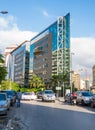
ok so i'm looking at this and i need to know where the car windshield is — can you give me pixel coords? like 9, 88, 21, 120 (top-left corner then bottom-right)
24, 93, 30, 95
38, 91, 42, 94
82, 92, 93, 96
5, 91, 13, 96
0, 94, 6, 100
3, 91, 15, 98
45, 91, 54, 94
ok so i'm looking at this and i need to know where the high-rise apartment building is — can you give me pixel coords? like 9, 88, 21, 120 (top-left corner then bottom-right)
10, 41, 30, 87
7, 13, 70, 88
29, 13, 70, 84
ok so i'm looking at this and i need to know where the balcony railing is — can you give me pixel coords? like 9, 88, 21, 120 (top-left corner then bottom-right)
34, 46, 44, 55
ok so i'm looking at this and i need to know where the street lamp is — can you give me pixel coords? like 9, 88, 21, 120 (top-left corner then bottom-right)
0, 11, 8, 14
62, 82, 64, 97
70, 52, 75, 93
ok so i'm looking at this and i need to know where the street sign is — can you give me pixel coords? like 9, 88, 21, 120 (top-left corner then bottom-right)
56, 87, 61, 90
66, 89, 70, 94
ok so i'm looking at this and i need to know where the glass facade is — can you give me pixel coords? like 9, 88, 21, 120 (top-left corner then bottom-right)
29, 13, 70, 83
11, 41, 30, 87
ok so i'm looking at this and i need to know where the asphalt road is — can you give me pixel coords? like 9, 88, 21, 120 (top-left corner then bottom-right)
8, 99, 95, 130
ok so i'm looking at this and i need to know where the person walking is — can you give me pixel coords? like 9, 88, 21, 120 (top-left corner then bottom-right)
17, 89, 22, 107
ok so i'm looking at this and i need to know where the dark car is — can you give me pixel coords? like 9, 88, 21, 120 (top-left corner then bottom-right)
90, 95, 95, 108
1, 90, 17, 106
37, 91, 43, 99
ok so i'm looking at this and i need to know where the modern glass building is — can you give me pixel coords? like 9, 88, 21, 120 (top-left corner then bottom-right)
29, 13, 70, 84
11, 41, 30, 87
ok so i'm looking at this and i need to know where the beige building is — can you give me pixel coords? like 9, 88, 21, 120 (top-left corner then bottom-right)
92, 65, 95, 86
72, 72, 80, 90
80, 79, 86, 90
91, 65, 95, 94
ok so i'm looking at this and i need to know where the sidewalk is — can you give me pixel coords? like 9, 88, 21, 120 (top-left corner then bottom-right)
56, 97, 64, 102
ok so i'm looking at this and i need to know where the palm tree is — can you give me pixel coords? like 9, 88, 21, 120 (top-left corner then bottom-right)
29, 74, 45, 89
0, 54, 4, 63
0, 54, 7, 83
51, 71, 70, 91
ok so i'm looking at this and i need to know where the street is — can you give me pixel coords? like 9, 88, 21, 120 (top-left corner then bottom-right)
7, 99, 95, 130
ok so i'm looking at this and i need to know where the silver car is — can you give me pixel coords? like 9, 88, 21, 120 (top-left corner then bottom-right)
42, 90, 55, 102
0, 93, 10, 115
76, 91, 93, 105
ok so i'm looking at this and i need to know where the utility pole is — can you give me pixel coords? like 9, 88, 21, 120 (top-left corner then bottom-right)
70, 52, 74, 93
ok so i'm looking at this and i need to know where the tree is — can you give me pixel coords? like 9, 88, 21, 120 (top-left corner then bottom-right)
0, 54, 4, 63
0, 54, 7, 83
29, 74, 45, 91
51, 71, 70, 95
51, 71, 70, 87
1, 80, 19, 91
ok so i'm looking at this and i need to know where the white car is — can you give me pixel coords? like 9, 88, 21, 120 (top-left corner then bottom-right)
21, 92, 37, 100
42, 90, 56, 102
0, 93, 10, 115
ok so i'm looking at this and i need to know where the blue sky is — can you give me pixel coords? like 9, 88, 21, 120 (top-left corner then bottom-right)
0, 0, 95, 37
0, 0, 95, 82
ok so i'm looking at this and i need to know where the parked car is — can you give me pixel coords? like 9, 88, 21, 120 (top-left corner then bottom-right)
1, 90, 17, 106
90, 95, 95, 108
76, 91, 93, 105
36, 91, 43, 99
0, 93, 10, 115
21, 92, 37, 100
42, 90, 55, 102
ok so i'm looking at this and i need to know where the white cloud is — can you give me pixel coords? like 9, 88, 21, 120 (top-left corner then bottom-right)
71, 37, 95, 81
42, 10, 49, 17
0, 15, 38, 53
0, 29, 37, 46
0, 17, 8, 29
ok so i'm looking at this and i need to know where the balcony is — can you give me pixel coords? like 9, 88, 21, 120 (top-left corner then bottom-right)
34, 46, 44, 55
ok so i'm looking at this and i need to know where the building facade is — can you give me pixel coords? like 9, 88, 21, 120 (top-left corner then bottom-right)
29, 13, 70, 84
72, 72, 80, 90
11, 41, 30, 87
5, 44, 18, 79
92, 65, 95, 86
90, 65, 95, 93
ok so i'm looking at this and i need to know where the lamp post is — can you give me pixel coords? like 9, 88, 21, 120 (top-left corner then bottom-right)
62, 82, 64, 97
70, 52, 74, 93
9, 79, 12, 90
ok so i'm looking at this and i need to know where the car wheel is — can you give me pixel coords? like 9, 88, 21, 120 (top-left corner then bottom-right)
42, 98, 44, 102
4, 111, 7, 116
91, 102, 95, 108
8, 107, 10, 111
64, 100, 66, 102
81, 100, 85, 106
76, 101, 78, 105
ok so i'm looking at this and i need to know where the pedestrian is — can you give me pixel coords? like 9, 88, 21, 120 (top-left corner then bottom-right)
17, 89, 22, 107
